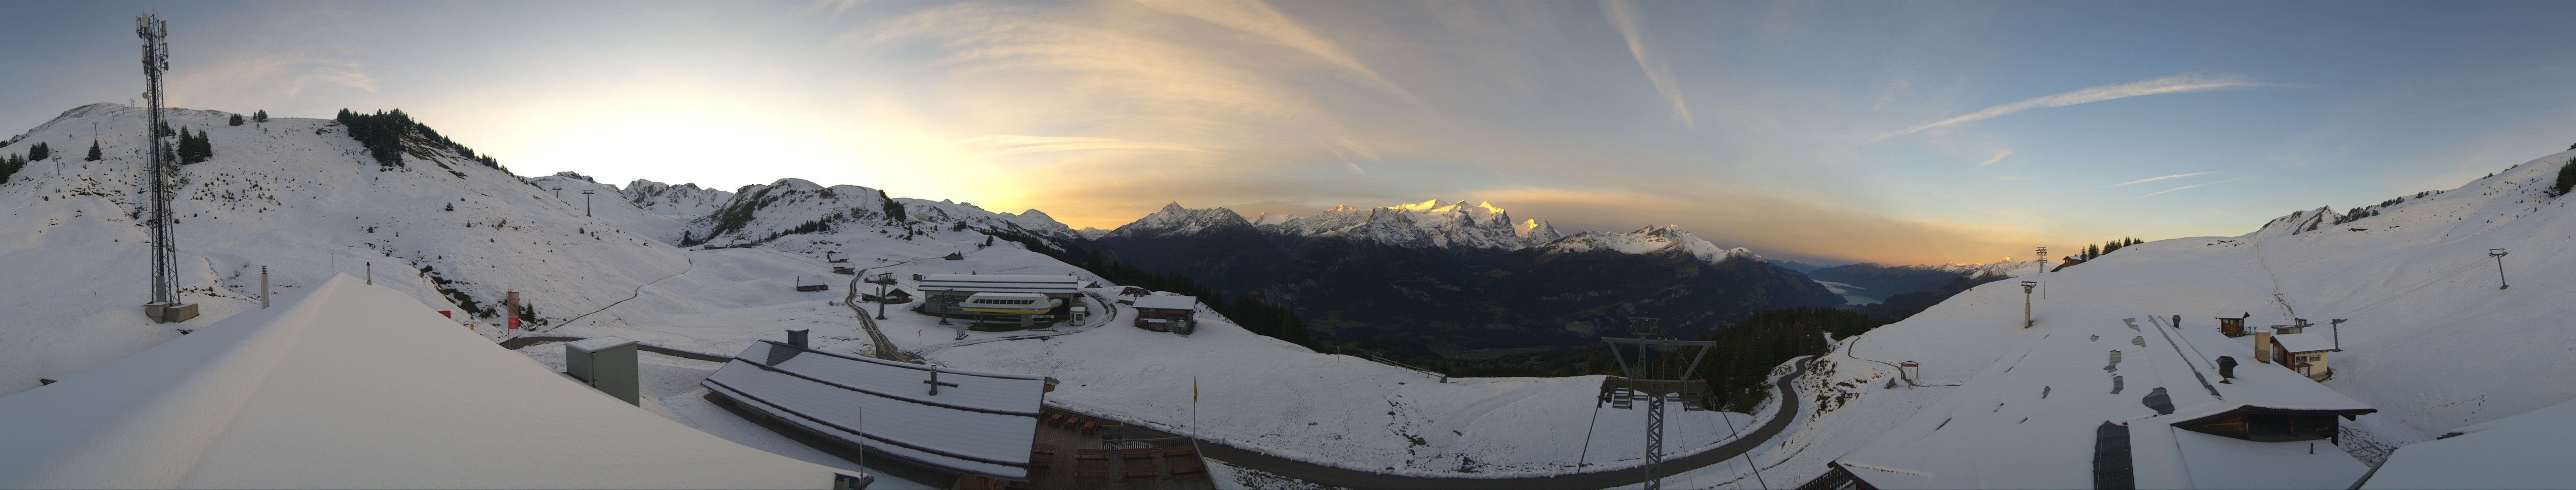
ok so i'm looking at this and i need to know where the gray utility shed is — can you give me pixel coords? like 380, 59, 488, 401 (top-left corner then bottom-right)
566, 336, 639, 405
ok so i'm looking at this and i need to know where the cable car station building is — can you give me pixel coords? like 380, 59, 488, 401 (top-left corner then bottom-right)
915, 275, 1083, 326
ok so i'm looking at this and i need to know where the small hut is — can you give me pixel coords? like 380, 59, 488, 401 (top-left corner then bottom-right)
1132, 295, 1200, 334
794, 276, 829, 292
2270, 332, 2339, 380
2215, 312, 2251, 337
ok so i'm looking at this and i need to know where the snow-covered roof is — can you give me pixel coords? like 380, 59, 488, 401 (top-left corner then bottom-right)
1831, 315, 2373, 489
566, 335, 638, 353
917, 274, 1081, 296
2361, 397, 2576, 489
2271, 332, 2338, 354
0, 275, 855, 489
1132, 295, 1199, 311
2128, 423, 2368, 489
704, 341, 1050, 480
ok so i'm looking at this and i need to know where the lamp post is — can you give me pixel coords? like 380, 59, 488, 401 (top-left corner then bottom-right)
2020, 281, 2038, 329
581, 189, 594, 217
551, 186, 562, 199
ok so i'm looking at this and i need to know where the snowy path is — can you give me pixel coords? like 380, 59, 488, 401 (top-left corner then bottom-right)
1182, 358, 1814, 489
838, 255, 949, 362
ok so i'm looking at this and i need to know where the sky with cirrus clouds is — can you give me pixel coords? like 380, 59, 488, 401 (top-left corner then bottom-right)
3, 1, 2575, 265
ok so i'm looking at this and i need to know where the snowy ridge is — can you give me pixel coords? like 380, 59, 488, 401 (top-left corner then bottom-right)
1538, 224, 1756, 265
684, 178, 1080, 247
620, 178, 735, 219
1247, 199, 1560, 250
1105, 202, 1256, 238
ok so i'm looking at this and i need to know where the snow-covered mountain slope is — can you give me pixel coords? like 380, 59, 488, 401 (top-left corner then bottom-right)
525, 171, 692, 245
1109, 202, 1259, 239
1538, 224, 1758, 265
619, 178, 734, 219
1248, 199, 1559, 250
0, 103, 689, 393
684, 177, 1082, 249
1699, 148, 2576, 486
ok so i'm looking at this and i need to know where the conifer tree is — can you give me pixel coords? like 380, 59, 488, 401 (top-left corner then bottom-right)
2551, 158, 2576, 198
0, 154, 23, 184
252, 110, 268, 122
26, 142, 47, 161
880, 190, 907, 225
84, 140, 101, 161
228, 113, 245, 126
176, 127, 213, 164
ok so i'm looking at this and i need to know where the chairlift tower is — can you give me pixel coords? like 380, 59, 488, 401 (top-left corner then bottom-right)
2020, 281, 2038, 328
1598, 315, 1716, 490
2488, 248, 2510, 290
136, 13, 195, 323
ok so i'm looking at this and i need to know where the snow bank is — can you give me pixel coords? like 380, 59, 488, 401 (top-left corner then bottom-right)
0, 275, 856, 489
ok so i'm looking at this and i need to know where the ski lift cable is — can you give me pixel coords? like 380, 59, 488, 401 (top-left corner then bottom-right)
2327, 257, 2491, 320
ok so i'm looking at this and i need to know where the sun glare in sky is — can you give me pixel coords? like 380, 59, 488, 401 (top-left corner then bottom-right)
4, 0, 2575, 264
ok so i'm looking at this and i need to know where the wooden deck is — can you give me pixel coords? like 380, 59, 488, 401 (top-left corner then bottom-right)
1020, 408, 1215, 490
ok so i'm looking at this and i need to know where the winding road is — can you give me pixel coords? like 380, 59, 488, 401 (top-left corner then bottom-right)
1181, 357, 1815, 490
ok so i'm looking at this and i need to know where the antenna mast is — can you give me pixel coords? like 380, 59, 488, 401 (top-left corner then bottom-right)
137, 13, 194, 323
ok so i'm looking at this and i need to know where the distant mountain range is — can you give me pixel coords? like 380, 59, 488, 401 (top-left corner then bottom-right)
1090, 201, 1847, 360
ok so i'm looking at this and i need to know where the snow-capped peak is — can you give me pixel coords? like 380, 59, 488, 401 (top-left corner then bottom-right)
1104, 202, 1254, 239
1540, 225, 1755, 265
1517, 218, 1562, 244
1239, 199, 1547, 250
1000, 209, 1076, 236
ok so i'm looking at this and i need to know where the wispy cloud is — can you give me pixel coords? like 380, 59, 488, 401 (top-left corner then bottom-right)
2107, 171, 2217, 188
1599, 0, 1694, 130
170, 53, 378, 104
1134, 1, 1418, 104
1879, 74, 2261, 141
955, 135, 1214, 156
2141, 176, 2251, 197
1978, 149, 2013, 167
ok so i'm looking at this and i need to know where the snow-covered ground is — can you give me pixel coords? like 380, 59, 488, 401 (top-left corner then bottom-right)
0, 275, 857, 488
1729, 149, 2576, 486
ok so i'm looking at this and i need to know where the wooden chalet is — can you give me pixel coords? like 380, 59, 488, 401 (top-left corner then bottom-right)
1130, 295, 1199, 334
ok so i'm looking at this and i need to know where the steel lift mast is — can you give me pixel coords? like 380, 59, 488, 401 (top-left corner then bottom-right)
1597, 316, 1720, 490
